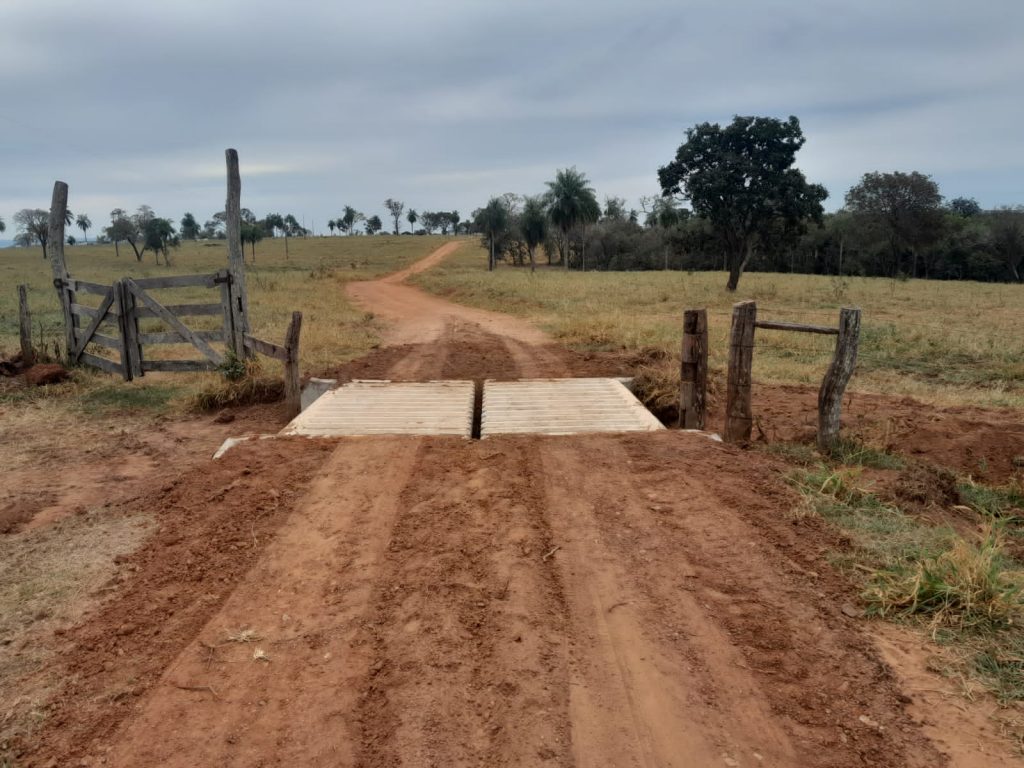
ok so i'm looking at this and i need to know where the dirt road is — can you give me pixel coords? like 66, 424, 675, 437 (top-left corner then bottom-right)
24, 242, 997, 766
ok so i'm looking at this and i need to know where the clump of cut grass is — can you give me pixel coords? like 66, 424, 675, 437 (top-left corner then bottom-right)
188, 377, 284, 411
188, 360, 283, 411
864, 531, 1024, 632
631, 361, 680, 426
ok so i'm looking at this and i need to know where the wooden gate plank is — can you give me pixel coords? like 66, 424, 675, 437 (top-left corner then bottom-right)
71, 288, 116, 363
125, 279, 224, 365
81, 352, 122, 375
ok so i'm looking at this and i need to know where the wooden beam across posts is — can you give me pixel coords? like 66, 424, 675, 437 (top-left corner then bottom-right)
817, 307, 861, 452
283, 311, 303, 418
754, 320, 839, 336
46, 181, 75, 360
225, 149, 250, 357
18, 285, 34, 366
724, 300, 757, 444
679, 308, 708, 429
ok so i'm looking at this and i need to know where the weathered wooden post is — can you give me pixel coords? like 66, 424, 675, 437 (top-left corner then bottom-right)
46, 181, 75, 361
283, 311, 303, 418
18, 285, 34, 366
817, 307, 861, 452
679, 308, 708, 429
225, 149, 251, 358
724, 300, 757, 444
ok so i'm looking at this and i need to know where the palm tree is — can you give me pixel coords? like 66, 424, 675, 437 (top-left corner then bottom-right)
328, 219, 336, 236
0, 216, 5, 236
520, 197, 548, 273
544, 167, 600, 270
407, 208, 418, 233
474, 198, 509, 271
76, 213, 92, 244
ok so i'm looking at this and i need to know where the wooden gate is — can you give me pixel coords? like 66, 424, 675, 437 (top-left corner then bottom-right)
62, 269, 235, 381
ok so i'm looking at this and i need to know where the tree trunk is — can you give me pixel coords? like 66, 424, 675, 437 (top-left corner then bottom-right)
725, 242, 751, 291
489, 236, 494, 271
528, 245, 536, 273
129, 240, 142, 261
284, 234, 289, 259
114, 240, 120, 258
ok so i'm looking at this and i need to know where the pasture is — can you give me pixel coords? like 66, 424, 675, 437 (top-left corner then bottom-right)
415, 243, 1024, 409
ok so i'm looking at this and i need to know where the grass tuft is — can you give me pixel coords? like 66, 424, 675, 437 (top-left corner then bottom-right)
187, 362, 284, 411
864, 531, 1024, 632
827, 438, 904, 469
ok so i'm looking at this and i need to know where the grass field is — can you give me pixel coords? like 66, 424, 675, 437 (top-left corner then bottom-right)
414, 243, 1024, 409
0, 235, 454, 409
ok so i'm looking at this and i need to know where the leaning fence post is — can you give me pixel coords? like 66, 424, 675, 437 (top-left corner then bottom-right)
817, 307, 861, 452
679, 308, 708, 429
46, 181, 75, 361
283, 311, 303, 418
225, 149, 251, 358
724, 300, 757, 444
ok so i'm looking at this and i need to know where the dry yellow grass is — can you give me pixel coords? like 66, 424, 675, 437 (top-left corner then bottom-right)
414, 243, 1024, 409
0, 235, 454, 409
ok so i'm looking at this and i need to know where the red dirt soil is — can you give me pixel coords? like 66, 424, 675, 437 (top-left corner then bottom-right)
8, 242, 1023, 767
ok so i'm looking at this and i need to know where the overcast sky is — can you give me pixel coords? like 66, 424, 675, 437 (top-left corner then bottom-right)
1, 0, 1021, 235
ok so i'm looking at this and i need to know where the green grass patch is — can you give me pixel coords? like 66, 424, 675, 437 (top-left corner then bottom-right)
973, 633, 1024, 703
790, 463, 1024, 706
827, 438, 905, 469
789, 467, 950, 564
762, 441, 819, 466
78, 383, 179, 415
959, 480, 1024, 519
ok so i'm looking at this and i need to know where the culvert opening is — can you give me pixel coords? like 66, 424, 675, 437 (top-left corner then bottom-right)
471, 379, 484, 439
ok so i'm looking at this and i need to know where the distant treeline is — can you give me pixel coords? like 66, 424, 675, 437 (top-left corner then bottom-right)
471, 116, 1023, 286
476, 188, 1023, 284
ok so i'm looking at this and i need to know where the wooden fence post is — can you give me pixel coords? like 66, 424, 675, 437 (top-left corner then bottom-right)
724, 300, 757, 443
679, 308, 708, 429
283, 311, 303, 418
18, 285, 34, 366
817, 307, 861, 452
46, 181, 75, 361
225, 149, 251, 358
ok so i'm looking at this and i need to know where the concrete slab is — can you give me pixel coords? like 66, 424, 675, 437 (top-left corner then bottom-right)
482, 378, 665, 437
280, 379, 475, 437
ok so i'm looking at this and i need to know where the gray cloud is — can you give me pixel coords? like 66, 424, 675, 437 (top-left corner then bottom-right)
1, 0, 1021, 234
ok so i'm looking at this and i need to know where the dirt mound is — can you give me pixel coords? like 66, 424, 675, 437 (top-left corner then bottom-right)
893, 462, 962, 508
721, 383, 1024, 482
22, 363, 71, 387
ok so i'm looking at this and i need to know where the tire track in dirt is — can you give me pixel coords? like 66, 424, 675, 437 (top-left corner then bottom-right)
351, 438, 574, 767
94, 437, 422, 767
24, 438, 337, 766
537, 431, 945, 768
538, 436, 796, 767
